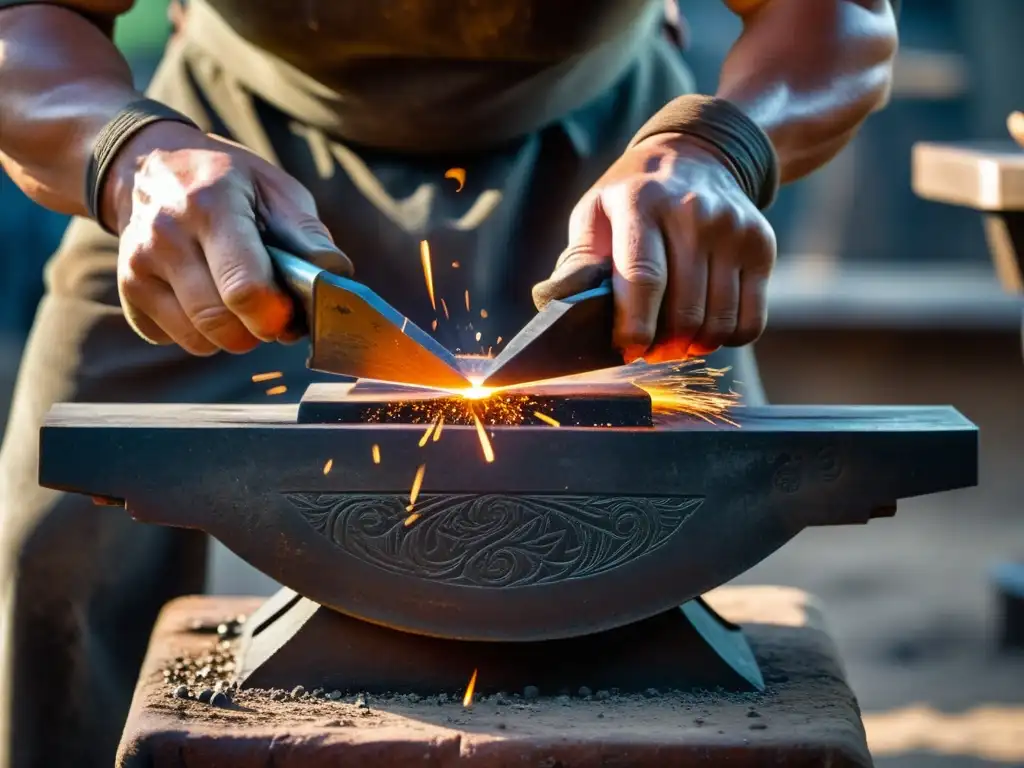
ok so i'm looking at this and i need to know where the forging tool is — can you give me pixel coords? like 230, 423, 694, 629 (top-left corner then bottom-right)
267, 246, 623, 390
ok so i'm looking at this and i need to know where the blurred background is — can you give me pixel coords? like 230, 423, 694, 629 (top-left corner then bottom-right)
1, 1, 1021, 765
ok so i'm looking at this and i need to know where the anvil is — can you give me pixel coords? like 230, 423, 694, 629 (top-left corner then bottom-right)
39, 377, 977, 693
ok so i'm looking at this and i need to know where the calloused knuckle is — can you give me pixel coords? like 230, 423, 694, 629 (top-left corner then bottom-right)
148, 210, 180, 243
680, 191, 710, 220
182, 182, 223, 221
622, 263, 667, 290
631, 178, 667, 208
118, 270, 148, 301
706, 311, 739, 332
620, 324, 655, 350
220, 275, 267, 314
672, 306, 705, 330
190, 304, 236, 336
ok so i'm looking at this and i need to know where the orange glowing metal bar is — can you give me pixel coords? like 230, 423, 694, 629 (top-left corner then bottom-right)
440, 298, 450, 320
409, 463, 427, 506
533, 411, 560, 427
444, 167, 466, 192
464, 289, 470, 312
463, 669, 478, 708
371, 444, 381, 464
419, 240, 436, 311
418, 420, 438, 447
471, 411, 495, 463
251, 371, 282, 383
433, 415, 445, 441
322, 459, 333, 475
265, 385, 287, 396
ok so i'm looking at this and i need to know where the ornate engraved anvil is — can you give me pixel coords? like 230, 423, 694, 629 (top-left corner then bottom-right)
38, 378, 978, 693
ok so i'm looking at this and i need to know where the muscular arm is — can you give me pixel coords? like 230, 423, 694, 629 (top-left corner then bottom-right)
718, 0, 898, 182
0, 1, 140, 215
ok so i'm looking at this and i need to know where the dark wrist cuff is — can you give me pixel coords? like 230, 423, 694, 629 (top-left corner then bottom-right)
85, 97, 200, 231
628, 95, 780, 210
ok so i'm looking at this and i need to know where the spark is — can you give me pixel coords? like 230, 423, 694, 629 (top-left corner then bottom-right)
432, 319, 438, 331
265, 385, 287, 396
533, 411, 560, 427
440, 298, 450, 320
463, 669, 478, 708
419, 240, 436, 311
496, 336, 503, 345
475, 331, 482, 342
322, 459, 333, 474
471, 410, 495, 463
452, 261, 460, 269
418, 419, 438, 447
480, 309, 488, 319
404, 512, 421, 526
409, 463, 426, 506
433, 415, 444, 441
444, 167, 466, 192
464, 290, 470, 312
623, 360, 742, 425
371, 444, 381, 464
251, 371, 282, 383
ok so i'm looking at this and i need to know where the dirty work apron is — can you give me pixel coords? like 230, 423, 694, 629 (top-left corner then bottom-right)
0, 12, 763, 768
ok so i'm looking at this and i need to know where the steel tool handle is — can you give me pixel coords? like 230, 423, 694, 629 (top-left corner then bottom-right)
263, 227, 351, 336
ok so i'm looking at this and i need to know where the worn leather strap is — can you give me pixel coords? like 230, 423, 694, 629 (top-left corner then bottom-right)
85, 98, 200, 231
627, 94, 779, 210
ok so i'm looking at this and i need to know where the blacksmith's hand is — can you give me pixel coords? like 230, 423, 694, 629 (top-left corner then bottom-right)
532, 134, 776, 364
103, 121, 352, 356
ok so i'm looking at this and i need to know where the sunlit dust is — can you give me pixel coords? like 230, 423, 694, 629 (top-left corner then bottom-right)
265, 385, 287, 396
444, 167, 466, 192
471, 410, 495, 463
419, 240, 436, 311
322, 459, 333, 475
251, 371, 282, 383
463, 669, 478, 708
371, 444, 381, 464
533, 411, 560, 427
409, 463, 426, 506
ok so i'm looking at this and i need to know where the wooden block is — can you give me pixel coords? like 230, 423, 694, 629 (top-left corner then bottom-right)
296, 380, 653, 427
116, 588, 872, 768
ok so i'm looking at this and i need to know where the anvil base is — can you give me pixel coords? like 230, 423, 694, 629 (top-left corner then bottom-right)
116, 588, 872, 768
234, 587, 763, 694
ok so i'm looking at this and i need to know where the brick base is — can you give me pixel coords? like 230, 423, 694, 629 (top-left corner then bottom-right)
116, 586, 872, 767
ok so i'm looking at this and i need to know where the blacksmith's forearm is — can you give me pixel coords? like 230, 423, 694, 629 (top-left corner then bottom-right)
717, 0, 898, 182
0, 3, 140, 214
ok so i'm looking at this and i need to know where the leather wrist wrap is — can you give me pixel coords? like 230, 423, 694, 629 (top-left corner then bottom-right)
628, 95, 780, 210
85, 98, 200, 230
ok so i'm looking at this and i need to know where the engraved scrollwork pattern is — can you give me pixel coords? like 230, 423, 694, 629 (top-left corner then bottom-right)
285, 493, 703, 587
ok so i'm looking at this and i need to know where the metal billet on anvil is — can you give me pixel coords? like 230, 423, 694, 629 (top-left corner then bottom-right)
39, 383, 978, 643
